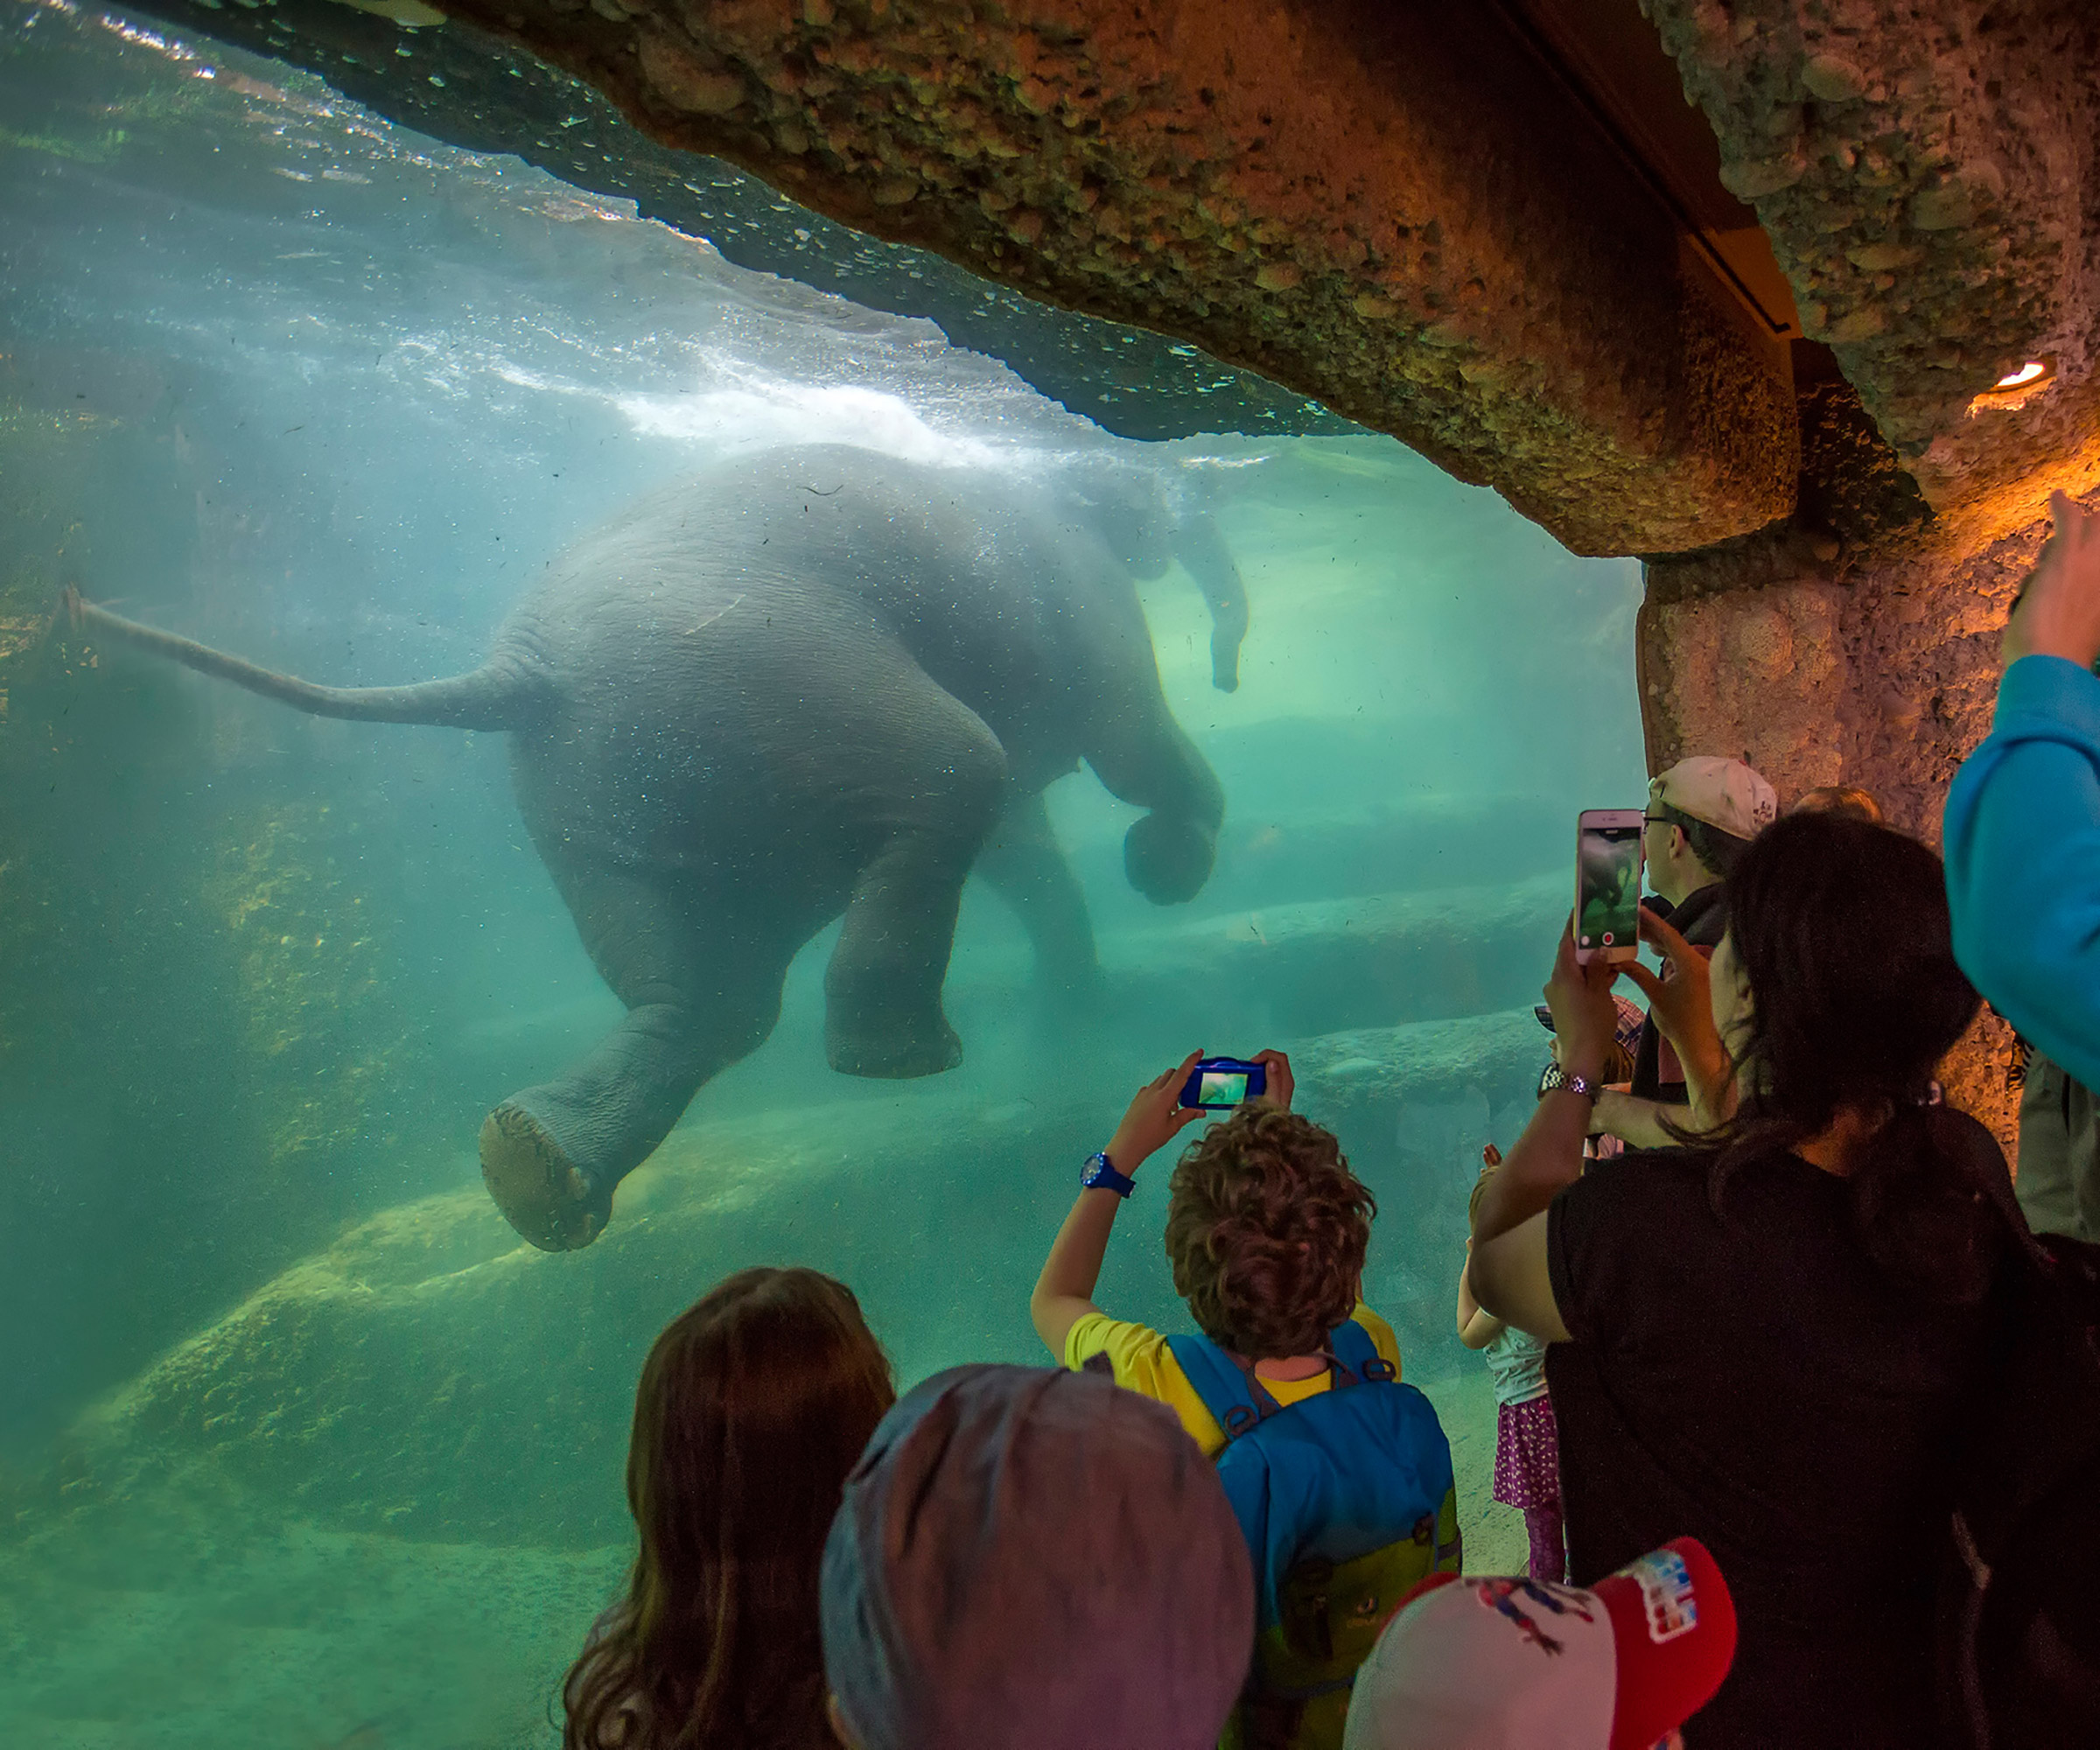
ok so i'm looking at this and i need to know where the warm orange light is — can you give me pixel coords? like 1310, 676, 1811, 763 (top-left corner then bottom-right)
1992, 360, 2051, 391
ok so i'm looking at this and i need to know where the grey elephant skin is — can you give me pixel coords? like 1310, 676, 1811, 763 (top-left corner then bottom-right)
68, 445, 1234, 1251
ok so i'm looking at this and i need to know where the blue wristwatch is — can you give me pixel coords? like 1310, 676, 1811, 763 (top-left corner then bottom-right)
1081, 1152, 1137, 1198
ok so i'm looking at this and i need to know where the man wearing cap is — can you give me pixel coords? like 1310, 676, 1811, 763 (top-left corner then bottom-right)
1592, 757, 1776, 1151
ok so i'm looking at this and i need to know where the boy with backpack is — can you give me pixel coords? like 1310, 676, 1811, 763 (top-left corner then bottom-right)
1031, 1048, 1460, 1750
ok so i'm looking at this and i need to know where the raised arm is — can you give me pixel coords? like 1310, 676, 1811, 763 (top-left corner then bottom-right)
1944, 491, 2100, 1089
1468, 925, 1610, 1343
1031, 1052, 1205, 1360
1620, 906, 1737, 1135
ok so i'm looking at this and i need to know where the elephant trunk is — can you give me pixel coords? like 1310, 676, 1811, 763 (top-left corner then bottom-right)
63, 586, 543, 732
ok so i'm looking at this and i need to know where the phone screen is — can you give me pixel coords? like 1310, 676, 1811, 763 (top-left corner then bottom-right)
1577, 824, 1643, 956
1198, 1069, 1250, 1106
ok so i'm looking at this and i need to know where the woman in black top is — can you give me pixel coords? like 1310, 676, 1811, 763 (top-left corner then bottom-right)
1469, 812, 2008, 1748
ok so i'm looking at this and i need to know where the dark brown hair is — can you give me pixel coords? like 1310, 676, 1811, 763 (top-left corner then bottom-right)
562, 1267, 894, 1750
1164, 1107, 1376, 1359
1688, 812, 2006, 1304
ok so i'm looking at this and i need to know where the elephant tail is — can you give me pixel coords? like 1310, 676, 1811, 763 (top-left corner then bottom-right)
62, 586, 545, 732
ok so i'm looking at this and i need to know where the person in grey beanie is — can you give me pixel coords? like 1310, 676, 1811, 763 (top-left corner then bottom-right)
820, 1362, 1255, 1750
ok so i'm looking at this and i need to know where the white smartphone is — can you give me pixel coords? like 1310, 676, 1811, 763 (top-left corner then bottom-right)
1575, 809, 1646, 966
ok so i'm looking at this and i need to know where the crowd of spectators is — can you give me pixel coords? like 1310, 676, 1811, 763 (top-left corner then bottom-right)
551, 495, 2100, 1748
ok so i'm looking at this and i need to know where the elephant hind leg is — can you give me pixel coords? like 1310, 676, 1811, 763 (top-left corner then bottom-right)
822, 676, 1009, 1080
481, 872, 789, 1250
480, 1102, 601, 1253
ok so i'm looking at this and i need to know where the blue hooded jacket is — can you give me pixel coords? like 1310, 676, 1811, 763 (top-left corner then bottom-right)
1943, 653, 2100, 1091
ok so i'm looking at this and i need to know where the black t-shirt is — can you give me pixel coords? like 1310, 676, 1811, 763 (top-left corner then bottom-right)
1545, 1144, 1999, 1749
1629, 882, 1727, 1105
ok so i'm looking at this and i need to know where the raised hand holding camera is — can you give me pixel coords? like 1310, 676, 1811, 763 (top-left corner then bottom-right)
1103, 1050, 1209, 1176
1102, 1046, 1295, 1179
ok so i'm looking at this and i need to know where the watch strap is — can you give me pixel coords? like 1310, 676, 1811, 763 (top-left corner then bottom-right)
1082, 1152, 1137, 1198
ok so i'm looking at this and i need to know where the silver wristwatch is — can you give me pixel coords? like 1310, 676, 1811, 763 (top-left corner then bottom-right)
1559, 1072, 1602, 1103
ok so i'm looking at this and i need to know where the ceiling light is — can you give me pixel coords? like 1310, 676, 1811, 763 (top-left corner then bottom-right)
1990, 360, 2052, 391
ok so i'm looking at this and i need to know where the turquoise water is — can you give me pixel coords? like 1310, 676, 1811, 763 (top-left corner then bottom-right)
0, 3, 1646, 1742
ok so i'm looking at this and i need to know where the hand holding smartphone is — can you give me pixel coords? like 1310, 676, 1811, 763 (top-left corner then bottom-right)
1575, 808, 1644, 966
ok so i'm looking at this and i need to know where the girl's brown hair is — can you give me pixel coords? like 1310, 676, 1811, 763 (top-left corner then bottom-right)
563, 1267, 894, 1750
1164, 1107, 1376, 1360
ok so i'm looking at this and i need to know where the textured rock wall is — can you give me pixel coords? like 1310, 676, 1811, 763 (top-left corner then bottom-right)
397, 0, 1796, 555
1639, 461, 2100, 1147
1626, 1, 2100, 1152
1645, 0, 2100, 518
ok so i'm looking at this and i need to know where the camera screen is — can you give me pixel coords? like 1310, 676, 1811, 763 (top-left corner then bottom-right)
1577, 825, 1643, 952
1198, 1069, 1250, 1106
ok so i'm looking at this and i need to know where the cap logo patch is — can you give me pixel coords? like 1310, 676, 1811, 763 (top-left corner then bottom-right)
1625, 1549, 1698, 1643
1470, 1578, 1597, 1657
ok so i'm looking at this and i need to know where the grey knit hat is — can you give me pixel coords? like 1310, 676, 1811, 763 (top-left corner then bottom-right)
821, 1362, 1254, 1750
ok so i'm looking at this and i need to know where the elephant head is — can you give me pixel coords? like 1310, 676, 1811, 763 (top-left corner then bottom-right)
1068, 460, 1249, 694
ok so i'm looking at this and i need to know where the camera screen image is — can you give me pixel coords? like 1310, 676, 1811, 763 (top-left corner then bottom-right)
1577, 826, 1642, 951
1198, 1070, 1250, 1106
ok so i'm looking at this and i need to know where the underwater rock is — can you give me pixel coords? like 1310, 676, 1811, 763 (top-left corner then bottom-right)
41, 1008, 1549, 1545
1106, 873, 1565, 1042
1292, 1008, 1546, 1119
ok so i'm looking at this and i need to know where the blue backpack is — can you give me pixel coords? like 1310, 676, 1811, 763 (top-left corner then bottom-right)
1168, 1321, 1460, 1750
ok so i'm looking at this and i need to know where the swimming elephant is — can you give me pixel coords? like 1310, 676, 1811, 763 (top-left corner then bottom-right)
67, 445, 1237, 1251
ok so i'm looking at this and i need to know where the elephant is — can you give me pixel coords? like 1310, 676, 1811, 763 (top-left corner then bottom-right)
67, 444, 1241, 1251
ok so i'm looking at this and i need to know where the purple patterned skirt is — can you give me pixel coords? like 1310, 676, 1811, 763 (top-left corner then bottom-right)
1492, 1394, 1563, 1510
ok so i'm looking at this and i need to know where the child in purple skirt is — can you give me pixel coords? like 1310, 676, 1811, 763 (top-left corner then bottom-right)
1456, 999, 1642, 1583
1458, 1146, 1564, 1583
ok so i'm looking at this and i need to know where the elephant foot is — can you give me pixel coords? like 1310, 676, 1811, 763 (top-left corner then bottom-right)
827, 1015, 964, 1080
479, 1102, 610, 1252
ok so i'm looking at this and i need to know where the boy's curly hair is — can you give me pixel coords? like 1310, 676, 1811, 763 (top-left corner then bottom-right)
1164, 1106, 1376, 1360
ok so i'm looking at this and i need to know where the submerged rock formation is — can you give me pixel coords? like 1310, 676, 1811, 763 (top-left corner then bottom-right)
39, 1006, 1546, 1545
1113, 875, 1565, 1041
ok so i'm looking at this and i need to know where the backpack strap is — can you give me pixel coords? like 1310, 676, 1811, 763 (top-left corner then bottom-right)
1166, 1333, 1284, 1445
1326, 1318, 1397, 1387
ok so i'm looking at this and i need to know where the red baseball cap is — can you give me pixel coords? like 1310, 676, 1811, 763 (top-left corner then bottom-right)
1341, 1538, 1737, 1750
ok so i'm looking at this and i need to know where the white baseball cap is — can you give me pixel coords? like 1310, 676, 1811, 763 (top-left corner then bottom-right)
1342, 1538, 1738, 1750
1649, 757, 1777, 843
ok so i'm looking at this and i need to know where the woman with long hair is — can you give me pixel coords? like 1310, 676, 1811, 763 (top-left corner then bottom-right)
1467, 811, 2011, 1747
563, 1267, 895, 1750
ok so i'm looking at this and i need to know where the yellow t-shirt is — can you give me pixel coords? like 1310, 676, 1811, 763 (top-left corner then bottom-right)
1063, 1303, 1405, 1459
